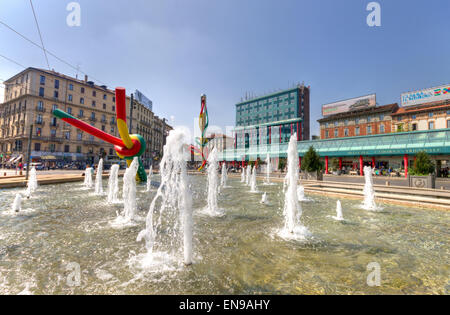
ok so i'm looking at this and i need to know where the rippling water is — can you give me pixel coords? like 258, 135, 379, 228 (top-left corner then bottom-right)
0, 175, 448, 294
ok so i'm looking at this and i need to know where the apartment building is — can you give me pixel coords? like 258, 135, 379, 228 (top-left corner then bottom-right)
0, 67, 170, 167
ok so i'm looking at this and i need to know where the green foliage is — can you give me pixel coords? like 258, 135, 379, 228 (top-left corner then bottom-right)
278, 158, 286, 171
301, 146, 322, 172
411, 151, 435, 176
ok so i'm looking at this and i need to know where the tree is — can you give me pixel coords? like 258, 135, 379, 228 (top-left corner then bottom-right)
278, 158, 286, 171
411, 151, 435, 176
301, 146, 322, 172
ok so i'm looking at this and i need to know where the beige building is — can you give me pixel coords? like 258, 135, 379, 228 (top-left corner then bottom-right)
0, 67, 171, 168
391, 100, 450, 132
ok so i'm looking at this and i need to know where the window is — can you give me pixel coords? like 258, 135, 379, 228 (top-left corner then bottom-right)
91, 112, 96, 120
36, 114, 43, 124
412, 123, 417, 131
49, 144, 56, 152
428, 112, 434, 118
36, 127, 42, 136
51, 129, 56, 137
80, 97, 84, 104
397, 116, 402, 121
77, 132, 83, 141
37, 101, 44, 110
367, 116, 371, 123
81, 87, 85, 93
112, 105, 115, 112
76, 146, 82, 153
93, 91, 96, 97
103, 94, 107, 100
380, 124, 385, 133
40, 75, 45, 85
54, 80, 59, 89
34, 143, 41, 151
101, 125, 105, 131
54, 91, 59, 98
64, 131, 70, 140
68, 94, 73, 102
69, 83, 74, 91
325, 130, 329, 138
344, 120, 349, 126
379, 114, 384, 121
355, 127, 360, 135
79, 109, 84, 117
92, 101, 96, 107
64, 145, 70, 153
334, 121, 338, 127
103, 103, 106, 110
334, 129, 338, 137
52, 104, 58, 111
67, 107, 72, 115
428, 121, 434, 130
355, 118, 359, 125
447, 120, 450, 128
325, 123, 329, 128
344, 128, 349, 136
39, 87, 45, 97
367, 125, 372, 134
112, 97, 115, 102
411, 115, 416, 120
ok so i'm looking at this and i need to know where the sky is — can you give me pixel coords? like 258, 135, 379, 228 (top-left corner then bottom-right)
0, 0, 449, 139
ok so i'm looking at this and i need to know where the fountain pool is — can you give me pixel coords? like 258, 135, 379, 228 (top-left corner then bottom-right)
0, 176, 448, 294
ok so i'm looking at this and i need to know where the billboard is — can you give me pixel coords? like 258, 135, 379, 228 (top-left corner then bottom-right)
322, 94, 376, 117
401, 84, 450, 107
134, 89, 153, 111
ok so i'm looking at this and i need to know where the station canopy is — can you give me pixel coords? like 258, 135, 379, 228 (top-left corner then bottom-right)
220, 129, 450, 161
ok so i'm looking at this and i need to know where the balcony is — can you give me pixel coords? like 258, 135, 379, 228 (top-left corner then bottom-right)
89, 117, 97, 122
50, 123, 59, 128
77, 114, 84, 119
36, 106, 46, 113
35, 121, 45, 126
83, 140, 100, 146
110, 120, 116, 125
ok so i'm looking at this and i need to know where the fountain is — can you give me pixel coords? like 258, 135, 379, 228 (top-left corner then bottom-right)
245, 165, 251, 186
220, 163, 228, 188
107, 164, 120, 203
204, 148, 222, 216
240, 167, 245, 183
332, 200, 344, 221
121, 157, 139, 222
250, 165, 258, 193
95, 159, 104, 195
260, 192, 268, 204
362, 166, 377, 211
84, 167, 93, 189
137, 128, 193, 266
145, 166, 153, 192
12, 194, 22, 213
264, 153, 271, 185
279, 133, 310, 240
25, 166, 38, 197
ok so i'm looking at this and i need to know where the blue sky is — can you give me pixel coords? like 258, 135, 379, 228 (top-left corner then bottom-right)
0, 0, 449, 138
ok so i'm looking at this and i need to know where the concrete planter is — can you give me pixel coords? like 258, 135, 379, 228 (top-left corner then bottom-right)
409, 175, 435, 189
300, 171, 323, 181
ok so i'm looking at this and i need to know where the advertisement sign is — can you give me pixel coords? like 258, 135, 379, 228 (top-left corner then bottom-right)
401, 84, 450, 107
322, 94, 376, 117
134, 89, 153, 111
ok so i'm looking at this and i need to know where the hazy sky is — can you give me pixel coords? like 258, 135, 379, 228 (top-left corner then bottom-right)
0, 0, 449, 138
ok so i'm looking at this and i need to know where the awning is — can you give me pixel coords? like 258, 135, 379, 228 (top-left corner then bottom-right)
41, 155, 58, 160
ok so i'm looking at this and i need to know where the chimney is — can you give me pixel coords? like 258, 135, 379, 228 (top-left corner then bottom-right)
84, 75, 88, 82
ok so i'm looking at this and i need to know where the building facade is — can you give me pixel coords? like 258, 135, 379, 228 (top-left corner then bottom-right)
234, 84, 310, 152
318, 103, 398, 139
391, 100, 450, 133
0, 67, 171, 167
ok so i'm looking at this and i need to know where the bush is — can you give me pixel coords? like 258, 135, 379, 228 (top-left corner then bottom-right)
301, 146, 322, 173
411, 151, 435, 176
278, 158, 286, 171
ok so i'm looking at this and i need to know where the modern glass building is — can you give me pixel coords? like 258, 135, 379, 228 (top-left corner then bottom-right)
234, 85, 310, 152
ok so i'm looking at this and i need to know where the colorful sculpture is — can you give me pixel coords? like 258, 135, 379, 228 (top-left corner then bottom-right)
53, 87, 147, 182
195, 94, 209, 171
